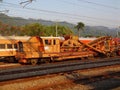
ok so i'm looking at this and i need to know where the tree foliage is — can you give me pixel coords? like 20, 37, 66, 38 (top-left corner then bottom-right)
0, 21, 73, 36
75, 22, 85, 37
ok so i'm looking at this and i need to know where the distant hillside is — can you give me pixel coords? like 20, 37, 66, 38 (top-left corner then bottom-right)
0, 14, 119, 37
83, 26, 118, 37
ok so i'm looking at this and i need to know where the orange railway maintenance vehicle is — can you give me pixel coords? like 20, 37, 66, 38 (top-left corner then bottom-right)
16, 36, 94, 65
0, 36, 119, 65
113, 38, 120, 55
81, 36, 119, 57
15, 36, 120, 65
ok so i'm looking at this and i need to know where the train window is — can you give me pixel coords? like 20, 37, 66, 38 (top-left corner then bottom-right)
53, 39, 56, 45
14, 44, 17, 49
45, 39, 51, 45
0, 44, 5, 49
7, 44, 12, 49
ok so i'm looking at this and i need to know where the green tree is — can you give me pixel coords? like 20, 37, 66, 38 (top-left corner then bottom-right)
22, 23, 45, 36
75, 22, 85, 37
0, 21, 73, 36
46, 25, 73, 36
57, 25, 73, 36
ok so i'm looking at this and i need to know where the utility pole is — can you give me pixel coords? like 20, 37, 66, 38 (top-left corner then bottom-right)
55, 21, 58, 37
118, 26, 120, 37
116, 26, 120, 37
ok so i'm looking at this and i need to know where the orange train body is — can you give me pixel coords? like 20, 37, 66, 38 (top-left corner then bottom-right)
0, 36, 119, 64
0, 36, 30, 61
113, 38, 120, 55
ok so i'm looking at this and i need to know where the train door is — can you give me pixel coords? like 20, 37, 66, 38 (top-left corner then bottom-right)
18, 41, 24, 52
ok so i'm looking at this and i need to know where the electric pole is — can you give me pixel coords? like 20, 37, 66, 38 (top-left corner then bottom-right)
55, 22, 58, 37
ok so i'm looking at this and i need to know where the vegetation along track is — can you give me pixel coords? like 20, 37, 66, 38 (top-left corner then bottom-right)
0, 57, 120, 82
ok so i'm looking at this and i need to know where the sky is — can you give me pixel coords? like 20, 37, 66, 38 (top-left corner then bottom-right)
0, 0, 120, 28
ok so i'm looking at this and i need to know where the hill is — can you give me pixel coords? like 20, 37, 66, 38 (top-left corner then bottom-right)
0, 13, 119, 37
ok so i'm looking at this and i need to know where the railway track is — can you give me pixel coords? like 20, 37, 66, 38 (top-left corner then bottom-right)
0, 57, 120, 82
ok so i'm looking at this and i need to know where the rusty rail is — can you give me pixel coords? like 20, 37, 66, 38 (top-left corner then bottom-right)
0, 57, 120, 82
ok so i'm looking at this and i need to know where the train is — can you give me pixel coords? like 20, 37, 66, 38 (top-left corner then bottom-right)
0, 35, 119, 65
0, 36, 30, 62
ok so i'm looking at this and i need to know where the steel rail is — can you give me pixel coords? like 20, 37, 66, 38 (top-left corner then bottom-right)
0, 58, 120, 82
0, 57, 119, 74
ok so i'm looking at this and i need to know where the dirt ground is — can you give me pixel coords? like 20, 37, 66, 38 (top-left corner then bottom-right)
0, 65, 120, 90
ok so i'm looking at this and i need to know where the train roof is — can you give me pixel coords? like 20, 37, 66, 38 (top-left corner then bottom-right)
40, 36, 63, 39
0, 36, 64, 41
0, 36, 97, 41
0, 36, 31, 40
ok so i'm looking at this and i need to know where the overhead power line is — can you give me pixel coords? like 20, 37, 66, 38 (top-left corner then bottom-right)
60, 0, 102, 10
0, 14, 116, 27
0, 4, 108, 24
78, 0, 120, 10
59, 0, 119, 15
2, 1, 116, 22
26, 7, 116, 22
0, 1, 119, 27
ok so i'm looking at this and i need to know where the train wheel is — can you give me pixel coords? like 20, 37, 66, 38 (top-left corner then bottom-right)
106, 52, 111, 57
30, 59, 38, 65
111, 52, 117, 57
